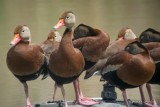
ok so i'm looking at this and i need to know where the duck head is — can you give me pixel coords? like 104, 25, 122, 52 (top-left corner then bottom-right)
117, 27, 137, 40
47, 30, 61, 42
139, 28, 160, 43
54, 11, 76, 29
125, 41, 148, 55
10, 25, 31, 46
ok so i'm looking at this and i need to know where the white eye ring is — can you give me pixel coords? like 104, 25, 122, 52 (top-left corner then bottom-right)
140, 35, 144, 39
126, 46, 130, 50
66, 16, 70, 19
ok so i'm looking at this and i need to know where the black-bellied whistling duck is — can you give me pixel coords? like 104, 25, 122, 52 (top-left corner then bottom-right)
6, 25, 48, 107
138, 28, 160, 107
84, 27, 137, 77
40, 30, 60, 63
48, 11, 98, 107
73, 24, 110, 69
117, 27, 138, 40
85, 41, 155, 107
139, 28, 160, 43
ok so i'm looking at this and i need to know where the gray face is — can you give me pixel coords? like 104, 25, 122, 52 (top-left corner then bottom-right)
20, 26, 31, 42
124, 29, 137, 40
64, 13, 76, 29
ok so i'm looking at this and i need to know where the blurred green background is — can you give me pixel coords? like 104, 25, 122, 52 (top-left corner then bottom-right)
0, 0, 160, 106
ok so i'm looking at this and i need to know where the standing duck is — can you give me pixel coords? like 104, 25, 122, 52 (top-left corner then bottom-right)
85, 41, 155, 107
73, 24, 110, 69
6, 25, 48, 107
138, 28, 160, 107
48, 11, 98, 107
72, 24, 110, 103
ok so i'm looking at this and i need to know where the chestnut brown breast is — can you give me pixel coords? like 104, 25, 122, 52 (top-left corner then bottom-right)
49, 29, 84, 78
7, 43, 45, 76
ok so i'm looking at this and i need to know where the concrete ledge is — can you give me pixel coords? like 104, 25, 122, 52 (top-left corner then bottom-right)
33, 98, 142, 107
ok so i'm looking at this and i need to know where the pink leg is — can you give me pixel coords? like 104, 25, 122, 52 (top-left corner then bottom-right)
139, 85, 146, 104
122, 90, 129, 107
144, 83, 158, 107
52, 83, 58, 101
76, 79, 95, 101
73, 79, 100, 106
60, 85, 68, 107
23, 82, 32, 107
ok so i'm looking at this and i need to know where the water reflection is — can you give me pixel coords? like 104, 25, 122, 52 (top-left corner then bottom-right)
0, 0, 160, 106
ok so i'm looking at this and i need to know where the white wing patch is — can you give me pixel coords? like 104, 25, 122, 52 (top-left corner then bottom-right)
93, 70, 101, 76
102, 64, 122, 75
155, 60, 160, 64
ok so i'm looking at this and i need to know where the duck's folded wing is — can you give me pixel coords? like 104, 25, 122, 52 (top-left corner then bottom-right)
143, 42, 160, 50
149, 47, 160, 62
84, 51, 130, 79
73, 37, 97, 48
101, 51, 130, 75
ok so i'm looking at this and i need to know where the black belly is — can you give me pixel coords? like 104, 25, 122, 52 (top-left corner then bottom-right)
102, 70, 138, 91
48, 68, 80, 86
14, 70, 41, 83
148, 63, 160, 84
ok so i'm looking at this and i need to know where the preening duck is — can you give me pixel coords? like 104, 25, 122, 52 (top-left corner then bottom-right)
84, 27, 137, 77
6, 25, 48, 107
139, 28, 160, 107
73, 24, 110, 69
85, 41, 155, 107
139, 28, 160, 43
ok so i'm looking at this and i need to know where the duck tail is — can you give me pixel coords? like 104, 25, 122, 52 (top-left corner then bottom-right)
41, 57, 49, 80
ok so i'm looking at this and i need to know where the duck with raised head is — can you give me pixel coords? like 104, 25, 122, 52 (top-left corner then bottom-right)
138, 28, 160, 107
73, 24, 110, 69
48, 11, 98, 107
6, 25, 48, 107
85, 41, 155, 107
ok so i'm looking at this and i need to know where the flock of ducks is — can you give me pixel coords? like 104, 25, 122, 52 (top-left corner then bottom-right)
6, 11, 160, 107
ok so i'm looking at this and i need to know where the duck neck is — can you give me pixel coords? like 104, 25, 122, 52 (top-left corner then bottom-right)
59, 28, 74, 50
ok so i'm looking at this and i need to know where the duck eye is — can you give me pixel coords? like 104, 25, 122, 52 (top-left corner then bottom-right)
22, 30, 25, 33
66, 16, 70, 19
140, 35, 144, 39
126, 46, 130, 51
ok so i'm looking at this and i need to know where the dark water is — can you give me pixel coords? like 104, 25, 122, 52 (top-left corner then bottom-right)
0, 0, 160, 106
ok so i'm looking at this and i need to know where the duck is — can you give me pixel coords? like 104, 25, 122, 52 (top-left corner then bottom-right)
6, 25, 48, 107
40, 30, 60, 63
85, 41, 155, 107
48, 11, 99, 107
117, 27, 138, 40
138, 28, 160, 107
73, 24, 110, 70
139, 28, 160, 43
110, 27, 159, 107
84, 27, 137, 77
